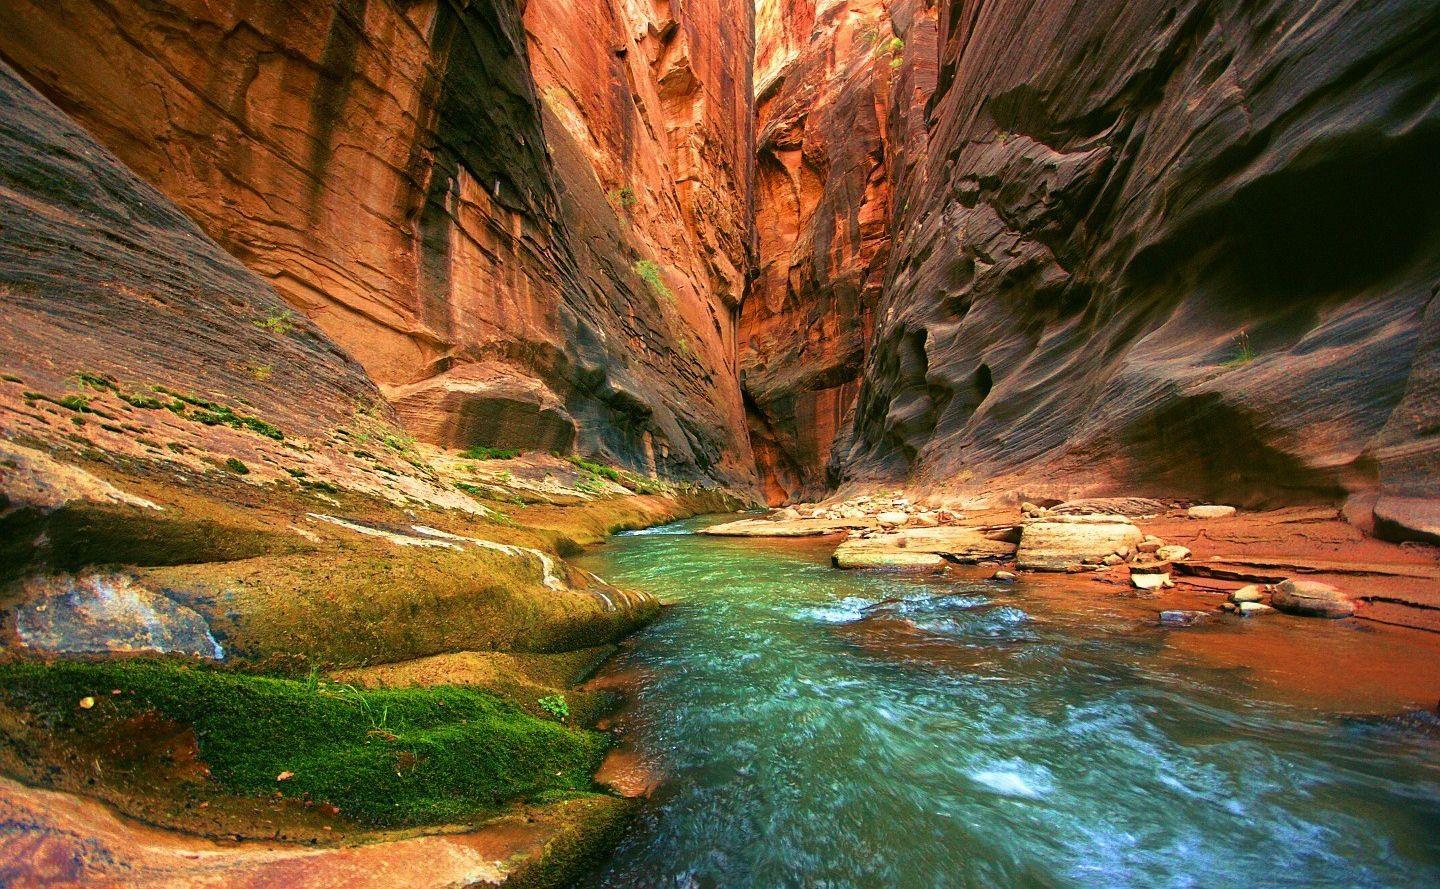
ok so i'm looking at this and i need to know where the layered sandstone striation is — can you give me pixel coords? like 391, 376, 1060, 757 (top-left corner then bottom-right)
0, 0, 757, 488
751, 0, 1440, 542
743, 0, 895, 504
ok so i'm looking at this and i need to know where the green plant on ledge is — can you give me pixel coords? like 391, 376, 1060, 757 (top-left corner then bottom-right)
538, 694, 569, 721
609, 186, 637, 211
1224, 330, 1255, 366
464, 445, 520, 461
634, 259, 672, 301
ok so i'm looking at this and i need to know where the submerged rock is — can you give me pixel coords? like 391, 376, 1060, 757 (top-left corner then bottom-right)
1271, 580, 1356, 618
13, 573, 223, 659
1159, 610, 1209, 627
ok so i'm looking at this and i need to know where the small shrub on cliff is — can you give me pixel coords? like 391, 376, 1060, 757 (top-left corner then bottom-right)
634, 260, 672, 301
253, 308, 296, 336
1224, 330, 1255, 366
568, 455, 621, 482
120, 391, 165, 410
609, 186, 637, 211
224, 457, 250, 474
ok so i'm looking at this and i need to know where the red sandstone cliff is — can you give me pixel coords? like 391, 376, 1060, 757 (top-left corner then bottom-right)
750, 0, 1440, 541
743, 0, 894, 504
0, 0, 757, 488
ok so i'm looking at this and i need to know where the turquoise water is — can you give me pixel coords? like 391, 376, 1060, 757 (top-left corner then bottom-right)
577, 517, 1440, 888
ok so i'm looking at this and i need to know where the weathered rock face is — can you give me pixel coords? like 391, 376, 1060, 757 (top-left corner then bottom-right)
753, 0, 1440, 531
0, 60, 387, 439
0, 0, 757, 488
742, 0, 895, 504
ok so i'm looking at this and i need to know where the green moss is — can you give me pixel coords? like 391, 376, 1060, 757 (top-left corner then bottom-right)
224, 457, 250, 475
120, 391, 166, 410
463, 445, 521, 460
156, 388, 284, 440
503, 796, 640, 889
0, 660, 608, 828
567, 455, 621, 482
57, 394, 90, 412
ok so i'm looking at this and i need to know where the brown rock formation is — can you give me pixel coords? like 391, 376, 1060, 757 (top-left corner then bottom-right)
743, 0, 894, 504
750, 0, 1440, 538
0, 0, 757, 488
0, 59, 385, 439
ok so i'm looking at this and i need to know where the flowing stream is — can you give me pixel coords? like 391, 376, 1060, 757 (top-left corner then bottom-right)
576, 517, 1440, 887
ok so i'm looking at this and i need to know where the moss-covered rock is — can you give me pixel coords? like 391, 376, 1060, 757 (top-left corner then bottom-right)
0, 659, 609, 829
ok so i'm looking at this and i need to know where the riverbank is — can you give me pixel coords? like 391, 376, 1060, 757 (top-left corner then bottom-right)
0, 372, 751, 886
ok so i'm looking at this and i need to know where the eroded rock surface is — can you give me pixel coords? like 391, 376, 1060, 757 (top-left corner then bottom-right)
0, 0, 759, 488
751, 0, 1440, 532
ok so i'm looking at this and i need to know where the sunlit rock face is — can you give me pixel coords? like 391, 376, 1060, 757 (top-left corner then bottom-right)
743, 0, 895, 505
752, 0, 1440, 534
0, 0, 758, 489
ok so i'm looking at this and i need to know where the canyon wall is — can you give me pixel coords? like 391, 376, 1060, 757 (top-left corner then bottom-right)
0, 0, 757, 488
751, 0, 1440, 539
743, 0, 894, 504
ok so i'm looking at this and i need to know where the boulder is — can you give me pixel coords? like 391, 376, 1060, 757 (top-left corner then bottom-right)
1131, 572, 1171, 591
1237, 602, 1276, 617
1137, 535, 1164, 554
910, 512, 941, 527
875, 511, 910, 528
831, 547, 946, 571
1230, 585, 1266, 604
1017, 519, 1144, 571
1271, 580, 1355, 618
991, 570, 1017, 582
1155, 545, 1192, 562
13, 573, 224, 659
773, 507, 802, 521
1188, 505, 1237, 519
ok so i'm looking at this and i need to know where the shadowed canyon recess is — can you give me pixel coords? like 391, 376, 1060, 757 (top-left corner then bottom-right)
0, 0, 1438, 886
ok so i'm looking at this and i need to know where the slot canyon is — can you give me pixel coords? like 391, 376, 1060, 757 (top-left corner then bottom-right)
0, 1, 1438, 885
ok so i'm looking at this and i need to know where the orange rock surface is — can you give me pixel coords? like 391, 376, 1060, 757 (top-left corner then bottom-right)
0, 0, 758, 488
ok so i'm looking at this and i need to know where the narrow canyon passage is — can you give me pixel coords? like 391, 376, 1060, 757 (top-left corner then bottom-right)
577, 519, 1440, 887
1, 0, 1439, 885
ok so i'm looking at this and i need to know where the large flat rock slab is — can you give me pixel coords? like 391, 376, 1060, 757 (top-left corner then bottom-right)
1016, 517, 1143, 571
832, 527, 1018, 570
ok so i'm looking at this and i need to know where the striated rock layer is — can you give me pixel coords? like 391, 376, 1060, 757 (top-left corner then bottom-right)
0, 0, 758, 489
743, 0, 894, 504
751, 0, 1440, 540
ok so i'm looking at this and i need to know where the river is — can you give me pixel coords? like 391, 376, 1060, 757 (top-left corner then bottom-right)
576, 516, 1440, 887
